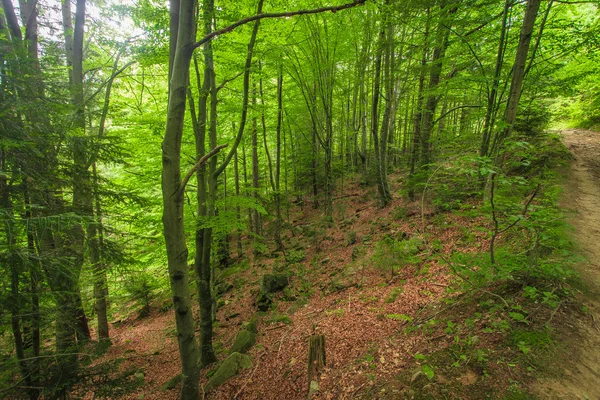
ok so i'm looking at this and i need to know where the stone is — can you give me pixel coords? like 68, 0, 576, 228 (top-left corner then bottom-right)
215, 282, 234, 296
346, 230, 357, 246
260, 274, 289, 293
229, 329, 257, 354
160, 374, 181, 391
257, 274, 289, 310
205, 352, 252, 392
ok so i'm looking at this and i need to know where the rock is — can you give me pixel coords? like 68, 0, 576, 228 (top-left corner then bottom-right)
260, 274, 289, 293
216, 282, 234, 296
256, 293, 273, 311
225, 312, 241, 321
396, 231, 409, 241
243, 317, 258, 333
229, 329, 257, 355
160, 374, 181, 391
205, 352, 252, 392
346, 230, 357, 246
257, 274, 289, 311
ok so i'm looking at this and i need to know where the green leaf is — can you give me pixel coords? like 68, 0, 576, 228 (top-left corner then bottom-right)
421, 364, 435, 380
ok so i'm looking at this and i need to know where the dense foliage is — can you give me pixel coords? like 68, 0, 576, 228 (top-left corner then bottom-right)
0, 0, 598, 398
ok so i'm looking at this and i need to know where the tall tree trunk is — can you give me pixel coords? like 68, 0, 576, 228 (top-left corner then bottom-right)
372, 5, 393, 207
274, 66, 284, 251
408, 8, 430, 199
196, 0, 218, 367
480, 0, 510, 157
234, 146, 243, 258
91, 163, 109, 340
162, 0, 201, 396
490, 0, 542, 155
259, 66, 276, 193
419, 3, 457, 169
251, 85, 262, 236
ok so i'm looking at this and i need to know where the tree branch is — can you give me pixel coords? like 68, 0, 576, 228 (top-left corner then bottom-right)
433, 105, 482, 125
216, 71, 243, 93
192, 0, 367, 50
178, 144, 228, 195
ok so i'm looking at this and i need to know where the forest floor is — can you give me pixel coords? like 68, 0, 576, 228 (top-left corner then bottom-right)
77, 131, 600, 400
532, 129, 600, 400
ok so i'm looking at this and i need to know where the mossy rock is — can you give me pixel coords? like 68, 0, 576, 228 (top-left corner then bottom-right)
160, 374, 181, 391
229, 329, 256, 355
257, 274, 289, 311
243, 316, 258, 333
215, 282, 234, 296
346, 230, 357, 246
204, 352, 252, 392
260, 274, 289, 293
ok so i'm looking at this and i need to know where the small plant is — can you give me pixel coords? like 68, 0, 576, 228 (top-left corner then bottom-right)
371, 236, 422, 278
325, 309, 345, 317
267, 314, 292, 325
414, 353, 435, 380
286, 249, 306, 264
384, 286, 404, 303
385, 313, 412, 322
124, 273, 159, 318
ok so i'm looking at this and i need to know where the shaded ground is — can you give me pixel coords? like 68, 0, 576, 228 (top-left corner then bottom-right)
533, 129, 600, 399
82, 175, 504, 400
75, 131, 600, 399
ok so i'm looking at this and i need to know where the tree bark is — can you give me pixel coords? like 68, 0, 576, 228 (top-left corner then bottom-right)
162, 0, 202, 396
490, 0, 542, 155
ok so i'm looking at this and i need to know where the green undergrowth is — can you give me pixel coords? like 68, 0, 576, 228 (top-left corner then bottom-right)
361, 132, 580, 399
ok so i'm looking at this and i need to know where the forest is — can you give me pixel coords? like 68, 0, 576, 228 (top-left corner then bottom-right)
1, 0, 600, 398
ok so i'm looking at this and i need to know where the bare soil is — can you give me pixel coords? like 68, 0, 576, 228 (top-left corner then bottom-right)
533, 129, 600, 399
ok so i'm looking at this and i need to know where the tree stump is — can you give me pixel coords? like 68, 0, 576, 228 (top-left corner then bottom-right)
307, 334, 326, 394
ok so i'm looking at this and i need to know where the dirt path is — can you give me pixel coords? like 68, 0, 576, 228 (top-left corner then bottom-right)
534, 129, 600, 400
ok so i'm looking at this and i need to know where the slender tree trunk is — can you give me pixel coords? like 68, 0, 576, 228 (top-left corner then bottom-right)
234, 146, 243, 258
274, 66, 284, 250
371, 20, 390, 207
162, 0, 202, 396
480, 0, 510, 157
259, 67, 276, 193
408, 8, 430, 199
490, 0, 542, 155
251, 86, 262, 236
419, 3, 457, 168
91, 163, 109, 340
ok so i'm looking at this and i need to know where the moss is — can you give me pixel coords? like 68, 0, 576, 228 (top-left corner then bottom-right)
267, 314, 292, 325
384, 286, 404, 303
160, 374, 181, 391
346, 231, 357, 246
229, 329, 257, 355
204, 352, 252, 392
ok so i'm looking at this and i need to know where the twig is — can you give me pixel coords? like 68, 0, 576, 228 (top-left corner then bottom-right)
545, 301, 564, 326
265, 324, 288, 331
216, 71, 243, 92
430, 283, 449, 288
